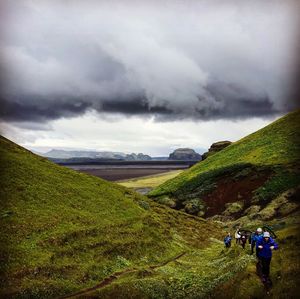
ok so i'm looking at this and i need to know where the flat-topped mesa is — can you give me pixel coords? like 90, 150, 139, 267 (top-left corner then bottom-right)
202, 141, 232, 160
168, 148, 202, 161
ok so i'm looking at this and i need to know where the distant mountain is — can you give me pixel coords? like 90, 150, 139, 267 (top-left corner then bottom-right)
43, 149, 204, 162
43, 149, 153, 161
43, 149, 126, 159
168, 148, 202, 161
125, 153, 152, 161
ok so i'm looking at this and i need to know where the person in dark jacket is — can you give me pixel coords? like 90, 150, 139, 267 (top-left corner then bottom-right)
224, 233, 232, 248
240, 233, 247, 249
256, 231, 278, 280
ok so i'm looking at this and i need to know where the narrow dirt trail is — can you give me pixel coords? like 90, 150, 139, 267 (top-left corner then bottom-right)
58, 252, 186, 299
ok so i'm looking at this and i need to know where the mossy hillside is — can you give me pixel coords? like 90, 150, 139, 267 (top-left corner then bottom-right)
150, 110, 300, 197
0, 136, 222, 298
1, 134, 298, 298
149, 110, 300, 216
211, 186, 300, 228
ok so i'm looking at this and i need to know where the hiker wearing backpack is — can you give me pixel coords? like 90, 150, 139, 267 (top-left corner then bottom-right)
224, 232, 232, 248
256, 231, 278, 281
250, 227, 263, 256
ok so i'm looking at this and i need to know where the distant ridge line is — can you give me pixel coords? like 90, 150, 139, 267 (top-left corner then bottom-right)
55, 160, 199, 166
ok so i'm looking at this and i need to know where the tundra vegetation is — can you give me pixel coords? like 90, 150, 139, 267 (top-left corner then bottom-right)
0, 110, 299, 298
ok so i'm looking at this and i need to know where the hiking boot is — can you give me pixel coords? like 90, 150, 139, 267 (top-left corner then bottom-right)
267, 277, 273, 286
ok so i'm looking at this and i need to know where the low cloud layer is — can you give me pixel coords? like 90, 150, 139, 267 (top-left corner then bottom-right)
0, 0, 299, 123
1, 112, 277, 156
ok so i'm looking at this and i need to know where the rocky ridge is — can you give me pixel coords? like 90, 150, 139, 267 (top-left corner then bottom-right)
202, 141, 232, 160
168, 148, 201, 161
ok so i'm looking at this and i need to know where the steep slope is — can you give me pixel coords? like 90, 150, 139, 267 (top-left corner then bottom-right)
149, 110, 300, 219
0, 136, 222, 298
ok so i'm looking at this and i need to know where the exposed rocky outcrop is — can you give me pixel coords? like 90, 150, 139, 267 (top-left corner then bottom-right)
169, 148, 201, 161
202, 141, 232, 160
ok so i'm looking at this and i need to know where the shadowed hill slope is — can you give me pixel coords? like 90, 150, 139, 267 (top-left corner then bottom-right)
149, 110, 300, 219
0, 136, 222, 298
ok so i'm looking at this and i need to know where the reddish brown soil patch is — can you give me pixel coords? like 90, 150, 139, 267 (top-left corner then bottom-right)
203, 170, 272, 217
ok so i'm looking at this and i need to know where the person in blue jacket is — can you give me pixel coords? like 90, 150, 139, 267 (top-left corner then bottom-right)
224, 232, 232, 248
250, 227, 263, 256
256, 231, 278, 280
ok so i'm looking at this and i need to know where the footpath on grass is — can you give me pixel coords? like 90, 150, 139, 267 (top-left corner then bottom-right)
59, 252, 186, 299
58, 223, 298, 299
58, 241, 256, 299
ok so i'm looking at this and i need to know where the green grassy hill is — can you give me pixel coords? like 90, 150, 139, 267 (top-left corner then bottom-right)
1, 127, 300, 298
0, 136, 224, 298
149, 110, 300, 219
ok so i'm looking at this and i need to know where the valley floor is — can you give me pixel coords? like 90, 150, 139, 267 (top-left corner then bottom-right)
118, 170, 183, 194
56, 213, 300, 299
67, 166, 186, 182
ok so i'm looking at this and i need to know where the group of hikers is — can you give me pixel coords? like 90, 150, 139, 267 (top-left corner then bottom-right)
224, 227, 278, 284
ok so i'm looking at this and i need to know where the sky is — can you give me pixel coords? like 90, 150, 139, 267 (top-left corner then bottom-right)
0, 0, 299, 155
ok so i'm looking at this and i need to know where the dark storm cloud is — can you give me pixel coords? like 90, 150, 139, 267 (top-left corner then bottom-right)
0, 95, 92, 122
101, 99, 171, 115
0, 93, 275, 122
0, 0, 299, 123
